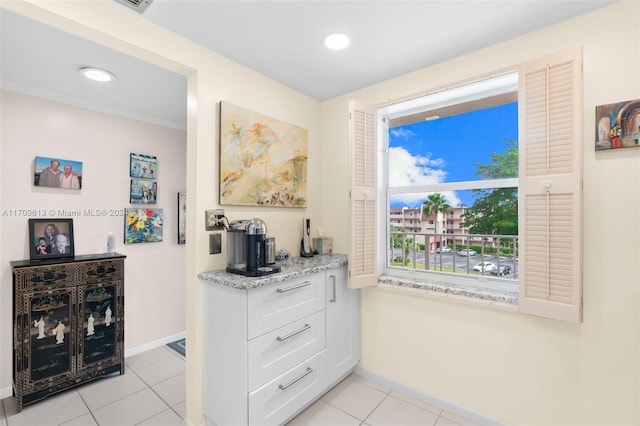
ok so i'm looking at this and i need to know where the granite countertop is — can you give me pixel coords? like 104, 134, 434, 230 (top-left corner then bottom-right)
198, 253, 347, 290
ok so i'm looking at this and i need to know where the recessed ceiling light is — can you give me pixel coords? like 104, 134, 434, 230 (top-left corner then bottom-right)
80, 67, 116, 82
323, 32, 350, 50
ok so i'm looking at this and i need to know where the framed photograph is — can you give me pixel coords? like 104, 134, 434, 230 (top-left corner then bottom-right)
34, 156, 83, 190
124, 208, 163, 244
130, 179, 157, 204
178, 192, 186, 244
29, 218, 75, 261
595, 98, 640, 150
130, 153, 157, 179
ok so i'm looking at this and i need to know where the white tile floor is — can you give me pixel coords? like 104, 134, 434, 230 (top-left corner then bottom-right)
1, 345, 481, 426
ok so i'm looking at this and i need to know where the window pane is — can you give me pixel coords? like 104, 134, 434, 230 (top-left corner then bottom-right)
388, 102, 518, 188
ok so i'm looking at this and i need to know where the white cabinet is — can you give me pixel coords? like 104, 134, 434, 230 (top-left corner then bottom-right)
202, 259, 359, 426
326, 266, 361, 386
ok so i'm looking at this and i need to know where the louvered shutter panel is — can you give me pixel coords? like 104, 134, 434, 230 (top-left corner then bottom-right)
348, 100, 378, 289
519, 47, 583, 323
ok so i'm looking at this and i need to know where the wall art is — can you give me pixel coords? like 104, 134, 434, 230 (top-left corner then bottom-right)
34, 156, 83, 189
29, 218, 75, 260
130, 180, 157, 204
219, 102, 308, 207
595, 98, 640, 150
177, 192, 186, 244
124, 208, 163, 244
129, 153, 157, 179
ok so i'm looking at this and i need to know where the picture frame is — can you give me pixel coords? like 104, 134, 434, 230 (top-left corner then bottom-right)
219, 101, 308, 207
595, 98, 640, 150
130, 179, 157, 204
129, 153, 157, 179
124, 208, 163, 244
34, 156, 83, 190
177, 192, 186, 245
29, 218, 75, 261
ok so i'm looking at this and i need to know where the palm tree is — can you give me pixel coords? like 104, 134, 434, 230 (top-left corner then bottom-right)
421, 193, 451, 249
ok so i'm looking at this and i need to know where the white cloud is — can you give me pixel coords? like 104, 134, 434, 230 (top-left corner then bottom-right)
388, 147, 461, 208
388, 146, 445, 186
389, 128, 416, 139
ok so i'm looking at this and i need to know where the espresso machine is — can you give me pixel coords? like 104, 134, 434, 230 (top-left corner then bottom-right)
226, 218, 280, 277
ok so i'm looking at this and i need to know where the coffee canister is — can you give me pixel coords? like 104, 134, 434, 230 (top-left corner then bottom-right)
265, 237, 276, 265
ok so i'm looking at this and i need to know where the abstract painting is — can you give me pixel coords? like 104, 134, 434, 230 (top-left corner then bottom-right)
219, 102, 308, 207
130, 180, 157, 204
595, 98, 640, 150
130, 153, 157, 179
124, 208, 163, 244
177, 192, 186, 245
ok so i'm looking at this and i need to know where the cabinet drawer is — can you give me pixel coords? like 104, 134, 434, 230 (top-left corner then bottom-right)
248, 274, 325, 340
15, 264, 75, 289
248, 350, 326, 426
248, 310, 325, 391
78, 260, 124, 283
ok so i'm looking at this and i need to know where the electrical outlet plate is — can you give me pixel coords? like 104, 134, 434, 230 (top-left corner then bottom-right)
205, 209, 225, 231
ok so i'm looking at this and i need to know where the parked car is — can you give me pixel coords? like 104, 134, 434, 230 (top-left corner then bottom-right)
490, 265, 513, 276
472, 262, 496, 272
435, 246, 452, 254
457, 249, 477, 256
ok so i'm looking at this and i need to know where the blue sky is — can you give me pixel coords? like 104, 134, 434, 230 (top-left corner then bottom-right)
388, 102, 518, 208
35, 156, 83, 175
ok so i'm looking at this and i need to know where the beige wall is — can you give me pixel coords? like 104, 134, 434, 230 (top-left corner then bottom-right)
0, 90, 187, 390
321, 2, 640, 424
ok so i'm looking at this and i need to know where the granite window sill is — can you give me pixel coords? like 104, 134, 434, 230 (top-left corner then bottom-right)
378, 274, 519, 310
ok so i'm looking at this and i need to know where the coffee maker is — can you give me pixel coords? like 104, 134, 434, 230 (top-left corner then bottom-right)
226, 218, 281, 277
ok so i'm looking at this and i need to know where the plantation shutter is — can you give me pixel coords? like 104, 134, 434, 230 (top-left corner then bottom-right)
518, 47, 583, 323
348, 100, 378, 289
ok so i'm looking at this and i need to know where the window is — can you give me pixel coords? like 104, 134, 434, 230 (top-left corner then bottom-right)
382, 73, 519, 291
348, 47, 583, 323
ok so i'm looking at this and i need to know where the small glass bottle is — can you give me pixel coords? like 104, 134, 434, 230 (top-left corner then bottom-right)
107, 232, 115, 255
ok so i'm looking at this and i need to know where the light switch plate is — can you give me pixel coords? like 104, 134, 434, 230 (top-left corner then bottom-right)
209, 233, 222, 254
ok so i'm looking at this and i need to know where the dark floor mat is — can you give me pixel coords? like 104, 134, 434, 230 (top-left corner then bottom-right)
167, 338, 185, 356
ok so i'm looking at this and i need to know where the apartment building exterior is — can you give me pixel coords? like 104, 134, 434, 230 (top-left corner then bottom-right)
390, 205, 473, 252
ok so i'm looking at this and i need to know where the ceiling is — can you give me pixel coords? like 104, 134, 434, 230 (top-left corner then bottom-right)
1, 1, 618, 129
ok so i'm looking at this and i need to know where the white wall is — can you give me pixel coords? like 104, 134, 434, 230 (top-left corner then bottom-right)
0, 90, 187, 392
320, 2, 640, 424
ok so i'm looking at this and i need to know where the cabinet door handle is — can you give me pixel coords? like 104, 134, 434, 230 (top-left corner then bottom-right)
278, 367, 313, 390
329, 275, 336, 303
276, 324, 311, 342
276, 281, 311, 293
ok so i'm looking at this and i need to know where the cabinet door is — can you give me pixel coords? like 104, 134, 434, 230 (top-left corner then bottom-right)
20, 286, 76, 385
325, 266, 361, 385
78, 281, 122, 368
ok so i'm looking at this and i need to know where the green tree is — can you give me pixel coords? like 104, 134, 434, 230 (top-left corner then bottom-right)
421, 193, 451, 234
460, 140, 518, 235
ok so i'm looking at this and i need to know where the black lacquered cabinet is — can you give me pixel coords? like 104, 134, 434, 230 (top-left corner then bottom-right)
11, 253, 125, 411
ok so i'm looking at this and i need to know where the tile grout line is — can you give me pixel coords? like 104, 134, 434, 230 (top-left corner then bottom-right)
361, 392, 390, 425
70, 391, 99, 426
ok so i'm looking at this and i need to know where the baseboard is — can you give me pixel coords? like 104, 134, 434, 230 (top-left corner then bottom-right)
125, 331, 186, 358
1, 332, 186, 400
353, 366, 505, 426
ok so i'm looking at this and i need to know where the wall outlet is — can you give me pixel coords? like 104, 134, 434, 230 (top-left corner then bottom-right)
205, 209, 225, 231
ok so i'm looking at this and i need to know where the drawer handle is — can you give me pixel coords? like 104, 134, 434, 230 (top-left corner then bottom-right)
276, 324, 311, 342
329, 275, 337, 303
278, 367, 313, 391
276, 281, 311, 293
